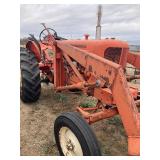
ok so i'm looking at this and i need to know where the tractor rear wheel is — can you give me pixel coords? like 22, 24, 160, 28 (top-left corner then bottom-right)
54, 112, 101, 156
20, 48, 41, 102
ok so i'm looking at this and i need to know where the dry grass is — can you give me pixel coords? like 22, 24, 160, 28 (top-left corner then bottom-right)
20, 83, 127, 156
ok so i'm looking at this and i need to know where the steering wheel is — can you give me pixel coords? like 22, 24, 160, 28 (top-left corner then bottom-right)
39, 28, 58, 44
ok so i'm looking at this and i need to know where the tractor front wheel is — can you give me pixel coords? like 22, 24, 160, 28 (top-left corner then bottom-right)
54, 112, 101, 156
20, 48, 41, 102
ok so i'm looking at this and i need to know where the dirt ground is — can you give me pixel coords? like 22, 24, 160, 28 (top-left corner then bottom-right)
20, 83, 128, 156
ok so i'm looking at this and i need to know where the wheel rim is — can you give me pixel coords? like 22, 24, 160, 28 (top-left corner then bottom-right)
59, 127, 83, 156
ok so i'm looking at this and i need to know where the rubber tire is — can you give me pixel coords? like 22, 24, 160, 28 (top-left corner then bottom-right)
20, 48, 41, 102
54, 112, 101, 156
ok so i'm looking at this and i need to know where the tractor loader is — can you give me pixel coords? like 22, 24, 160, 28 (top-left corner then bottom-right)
20, 23, 140, 156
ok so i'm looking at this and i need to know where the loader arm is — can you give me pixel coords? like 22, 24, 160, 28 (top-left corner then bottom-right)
55, 41, 140, 155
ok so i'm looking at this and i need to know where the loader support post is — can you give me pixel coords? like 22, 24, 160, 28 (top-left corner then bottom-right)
54, 47, 65, 87
112, 68, 140, 155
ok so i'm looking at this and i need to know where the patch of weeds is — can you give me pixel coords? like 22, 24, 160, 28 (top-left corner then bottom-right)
106, 116, 127, 137
80, 100, 97, 108
107, 116, 123, 126
118, 126, 126, 136
53, 93, 68, 103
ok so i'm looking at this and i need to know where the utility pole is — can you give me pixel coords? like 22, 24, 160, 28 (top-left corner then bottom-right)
96, 5, 102, 39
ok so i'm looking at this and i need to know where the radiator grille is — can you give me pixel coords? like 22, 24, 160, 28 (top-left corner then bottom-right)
104, 47, 122, 64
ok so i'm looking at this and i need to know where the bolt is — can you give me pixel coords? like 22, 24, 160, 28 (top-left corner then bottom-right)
96, 80, 101, 87
66, 139, 74, 151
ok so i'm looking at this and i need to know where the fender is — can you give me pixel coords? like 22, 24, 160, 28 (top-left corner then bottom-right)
26, 40, 41, 62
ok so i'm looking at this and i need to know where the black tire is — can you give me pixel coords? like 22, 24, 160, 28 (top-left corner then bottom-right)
20, 48, 41, 102
54, 112, 101, 156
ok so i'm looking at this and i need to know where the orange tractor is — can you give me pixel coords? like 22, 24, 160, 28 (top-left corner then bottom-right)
20, 23, 140, 156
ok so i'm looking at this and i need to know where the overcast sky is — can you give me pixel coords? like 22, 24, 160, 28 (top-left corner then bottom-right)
20, 4, 140, 45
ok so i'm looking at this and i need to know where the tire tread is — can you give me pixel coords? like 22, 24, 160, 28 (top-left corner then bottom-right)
20, 48, 41, 103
